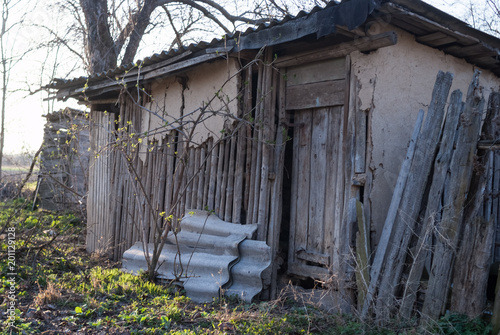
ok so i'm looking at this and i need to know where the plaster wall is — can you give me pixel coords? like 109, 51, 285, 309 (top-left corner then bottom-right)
140, 57, 240, 147
350, 26, 500, 244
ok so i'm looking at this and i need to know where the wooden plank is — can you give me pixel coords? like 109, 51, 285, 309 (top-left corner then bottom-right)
220, 138, 230, 220
257, 56, 277, 241
399, 90, 463, 318
202, 140, 211, 209
416, 31, 457, 47
86, 111, 95, 252
143, 53, 224, 80
374, 72, 453, 321
422, 70, 484, 320
325, 106, 341, 266
275, 32, 398, 68
164, 133, 175, 218
361, 109, 424, 319
308, 108, 328, 254
225, 136, 236, 222
296, 249, 330, 265
287, 262, 330, 281
252, 67, 264, 227
207, 138, 217, 211
450, 92, 500, 317
354, 105, 367, 174
286, 58, 345, 86
285, 80, 345, 110
155, 142, 168, 239
355, 200, 370, 312
185, 147, 194, 210
132, 159, 143, 244
493, 152, 500, 262
243, 66, 253, 222
191, 147, 200, 209
290, 109, 312, 270
112, 155, 124, 260
269, 73, 288, 298
196, 143, 206, 209
149, 144, 160, 242
146, 143, 155, 241
233, 127, 245, 223
288, 108, 300, 276
215, 140, 225, 216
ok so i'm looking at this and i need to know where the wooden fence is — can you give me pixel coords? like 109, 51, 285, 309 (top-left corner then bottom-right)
85, 55, 286, 266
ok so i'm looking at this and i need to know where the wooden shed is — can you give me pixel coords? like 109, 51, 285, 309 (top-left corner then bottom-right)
47, 0, 500, 320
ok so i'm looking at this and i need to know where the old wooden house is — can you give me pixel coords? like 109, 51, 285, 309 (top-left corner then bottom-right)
47, 0, 500, 320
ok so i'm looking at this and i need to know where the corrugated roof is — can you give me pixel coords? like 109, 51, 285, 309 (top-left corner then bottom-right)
47, 0, 500, 97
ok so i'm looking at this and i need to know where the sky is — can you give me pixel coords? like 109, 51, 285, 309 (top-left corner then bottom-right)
0, 0, 482, 156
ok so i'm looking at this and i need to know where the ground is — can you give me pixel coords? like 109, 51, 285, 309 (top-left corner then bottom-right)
0, 179, 492, 334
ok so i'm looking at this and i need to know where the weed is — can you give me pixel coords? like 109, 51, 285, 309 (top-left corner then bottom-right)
0, 199, 493, 334
431, 313, 492, 335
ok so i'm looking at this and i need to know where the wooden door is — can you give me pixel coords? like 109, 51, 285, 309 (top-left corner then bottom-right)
286, 58, 345, 280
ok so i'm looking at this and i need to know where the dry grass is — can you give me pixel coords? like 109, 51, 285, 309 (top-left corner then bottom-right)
34, 282, 63, 307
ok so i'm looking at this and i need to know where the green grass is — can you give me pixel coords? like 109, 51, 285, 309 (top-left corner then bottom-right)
0, 198, 493, 334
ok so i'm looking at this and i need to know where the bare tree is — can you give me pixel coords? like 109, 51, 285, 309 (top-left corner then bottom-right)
0, 0, 33, 182
43, 0, 328, 76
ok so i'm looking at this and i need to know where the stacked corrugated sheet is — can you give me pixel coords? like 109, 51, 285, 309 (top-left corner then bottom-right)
122, 210, 271, 303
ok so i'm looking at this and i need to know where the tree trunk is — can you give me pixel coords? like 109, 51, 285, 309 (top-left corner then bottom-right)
80, 0, 118, 74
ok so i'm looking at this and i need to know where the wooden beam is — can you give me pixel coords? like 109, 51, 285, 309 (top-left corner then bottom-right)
285, 80, 345, 110
274, 31, 398, 68
144, 53, 224, 80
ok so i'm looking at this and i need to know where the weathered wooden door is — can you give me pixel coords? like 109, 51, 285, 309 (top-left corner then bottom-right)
286, 57, 346, 280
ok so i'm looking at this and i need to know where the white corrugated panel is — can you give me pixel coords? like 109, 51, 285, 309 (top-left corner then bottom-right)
122, 210, 271, 303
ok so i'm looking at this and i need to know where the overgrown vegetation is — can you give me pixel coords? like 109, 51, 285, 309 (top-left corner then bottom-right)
0, 198, 492, 334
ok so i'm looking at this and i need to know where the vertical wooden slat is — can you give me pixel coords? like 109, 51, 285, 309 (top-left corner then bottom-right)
225, 135, 236, 222
112, 155, 124, 260
243, 66, 253, 222
233, 126, 245, 223
269, 73, 288, 298
131, 158, 142, 246
185, 147, 194, 210
309, 108, 328, 253
176, 135, 186, 223
324, 106, 341, 267
257, 50, 274, 241
294, 110, 312, 257
197, 145, 205, 209
164, 132, 175, 217
148, 144, 159, 242
250, 62, 264, 224
203, 140, 212, 209
215, 141, 225, 216
208, 138, 217, 211
220, 137, 231, 220
191, 147, 200, 208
